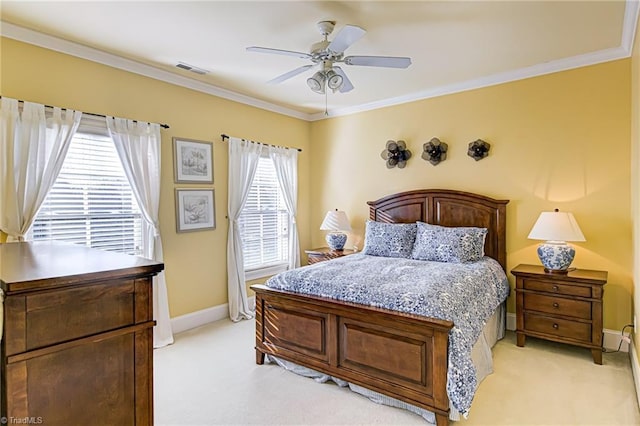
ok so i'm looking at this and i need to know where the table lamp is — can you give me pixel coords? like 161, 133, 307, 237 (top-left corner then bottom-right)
320, 209, 352, 251
527, 209, 586, 273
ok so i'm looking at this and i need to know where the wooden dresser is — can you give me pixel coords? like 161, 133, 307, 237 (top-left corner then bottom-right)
512, 263, 607, 364
0, 242, 164, 425
304, 247, 356, 264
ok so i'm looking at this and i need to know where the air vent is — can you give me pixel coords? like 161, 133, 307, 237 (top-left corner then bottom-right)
175, 62, 209, 75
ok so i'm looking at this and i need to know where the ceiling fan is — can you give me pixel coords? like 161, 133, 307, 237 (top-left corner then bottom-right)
247, 21, 412, 95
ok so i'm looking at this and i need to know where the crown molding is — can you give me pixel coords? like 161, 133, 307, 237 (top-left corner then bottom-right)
0, 21, 310, 121
622, 0, 640, 54
309, 45, 630, 121
2, 0, 638, 123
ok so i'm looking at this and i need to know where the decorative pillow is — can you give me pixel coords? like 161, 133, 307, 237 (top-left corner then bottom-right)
362, 221, 417, 258
411, 222, 487, 263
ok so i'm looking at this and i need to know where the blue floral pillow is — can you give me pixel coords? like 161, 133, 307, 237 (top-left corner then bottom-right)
411, 222, 487, 263
362, 221, 417, 258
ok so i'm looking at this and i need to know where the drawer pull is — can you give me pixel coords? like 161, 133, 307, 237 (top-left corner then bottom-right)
552, 323, 559, 329
552, 285, 559, 292
552, 302, 560, 308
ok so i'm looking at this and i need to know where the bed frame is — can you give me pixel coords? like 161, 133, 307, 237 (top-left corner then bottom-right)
252, 189, 508, 426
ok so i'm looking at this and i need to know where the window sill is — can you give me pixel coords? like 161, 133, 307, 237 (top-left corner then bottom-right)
245, 263, 288, 281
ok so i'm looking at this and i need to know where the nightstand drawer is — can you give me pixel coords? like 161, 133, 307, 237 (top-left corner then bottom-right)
523, 279, 592, 298
523, 293, 591, 320
524, 312, 591, 342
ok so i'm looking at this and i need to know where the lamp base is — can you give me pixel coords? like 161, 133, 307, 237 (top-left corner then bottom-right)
326, 232, 347, 251
537, 242, 575, 272
543, 267, 577, 275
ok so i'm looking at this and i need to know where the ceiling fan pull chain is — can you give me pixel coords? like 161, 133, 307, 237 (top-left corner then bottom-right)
325, 89, 329, 116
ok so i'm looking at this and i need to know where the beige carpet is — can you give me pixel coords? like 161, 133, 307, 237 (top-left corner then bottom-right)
154, 318, 640, 425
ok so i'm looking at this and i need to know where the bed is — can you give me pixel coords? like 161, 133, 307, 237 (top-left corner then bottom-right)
251, 189, 509, 426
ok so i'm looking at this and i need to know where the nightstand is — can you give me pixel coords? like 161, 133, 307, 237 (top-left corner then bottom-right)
511, 264, 607, 364
305, 247, 356, 264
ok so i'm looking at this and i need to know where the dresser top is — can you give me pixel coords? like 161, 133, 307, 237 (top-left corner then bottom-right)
0, 242, 164, 293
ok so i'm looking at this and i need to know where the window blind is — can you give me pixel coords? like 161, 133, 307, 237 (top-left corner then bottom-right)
31, 132, 143, 255
238, 157, 289, 271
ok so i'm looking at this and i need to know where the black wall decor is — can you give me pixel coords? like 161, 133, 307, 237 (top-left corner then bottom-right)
467, 139, 490, 161
380, 140, 412, 169
421, 137, 448, 165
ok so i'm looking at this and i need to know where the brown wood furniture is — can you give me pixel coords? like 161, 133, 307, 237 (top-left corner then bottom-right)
305, 247, 357, 264
512, 263, 607, 364
0, 241, 163, 425
252, 189, 508, 426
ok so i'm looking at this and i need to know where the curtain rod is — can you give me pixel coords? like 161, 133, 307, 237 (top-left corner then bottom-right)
1, 97, 170, 129
220, 134, 302, 152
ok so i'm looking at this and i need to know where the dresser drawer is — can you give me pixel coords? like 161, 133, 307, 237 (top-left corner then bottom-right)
523, 293, 591, 320
524, 312, 591, 343
523, 279, 592, 298
4, 279, 136, 355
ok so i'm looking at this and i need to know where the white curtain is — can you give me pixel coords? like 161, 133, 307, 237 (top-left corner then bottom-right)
0, 97, 81, 241
227, 137, 264, 321
106, 117, 174, 348
268, 145, 300, 270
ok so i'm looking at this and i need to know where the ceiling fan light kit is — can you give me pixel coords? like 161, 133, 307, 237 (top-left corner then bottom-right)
326, 70, 344, 90
307, 71, 326, 93
247, 20, 412, 95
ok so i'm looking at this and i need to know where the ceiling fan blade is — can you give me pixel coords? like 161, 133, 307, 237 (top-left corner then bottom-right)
247, 46, 311, 60
344, 55, 412, 69
332, 67, 354, 93
267, 65, 314, 84
327, 25, 366, 54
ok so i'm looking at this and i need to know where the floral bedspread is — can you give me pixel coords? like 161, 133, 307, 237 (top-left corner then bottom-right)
265, 253, 509, 415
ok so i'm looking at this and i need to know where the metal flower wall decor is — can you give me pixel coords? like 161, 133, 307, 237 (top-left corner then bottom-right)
421, 137, 448, 166
467, 139, 490, 161
381, 140, 412, 169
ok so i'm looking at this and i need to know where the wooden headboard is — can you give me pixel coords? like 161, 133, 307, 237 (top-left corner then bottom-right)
367, 189, 509, 270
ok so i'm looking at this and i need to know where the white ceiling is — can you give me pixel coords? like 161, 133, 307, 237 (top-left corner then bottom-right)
1, 1, 638, 120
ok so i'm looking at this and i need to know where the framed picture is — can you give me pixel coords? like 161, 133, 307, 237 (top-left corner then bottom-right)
173, 137, 213, 183
175, 189, 216, 232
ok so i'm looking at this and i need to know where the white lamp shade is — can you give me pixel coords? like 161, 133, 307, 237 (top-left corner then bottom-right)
320, 210, 352, 232
528, 211, 585, 242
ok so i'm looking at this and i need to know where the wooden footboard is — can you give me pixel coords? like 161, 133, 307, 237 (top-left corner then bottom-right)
252, 284, 454, 426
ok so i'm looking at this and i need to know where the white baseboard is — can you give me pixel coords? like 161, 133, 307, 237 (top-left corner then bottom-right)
506, 312, 629, 352
170, 296, 256, 334
603, 328, 631, 352
506, 312, 517, 331
170, 304, 229, 334
630, 341, 640, 410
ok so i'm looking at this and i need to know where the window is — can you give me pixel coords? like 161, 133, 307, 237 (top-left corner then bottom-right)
238, 156, 289, 279
30, 130, 143, 256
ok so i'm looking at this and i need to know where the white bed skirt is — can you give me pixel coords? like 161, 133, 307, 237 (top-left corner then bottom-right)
267, 302, 506, 424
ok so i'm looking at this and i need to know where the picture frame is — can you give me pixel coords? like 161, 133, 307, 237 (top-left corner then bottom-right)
175, 189, 216, 233
173, 137, 213, 183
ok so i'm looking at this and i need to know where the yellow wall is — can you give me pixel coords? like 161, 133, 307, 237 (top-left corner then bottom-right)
0, 38, 312, 317
310, 60, 632, 330
1, 37, 635, 333
631, 11, 640, 359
